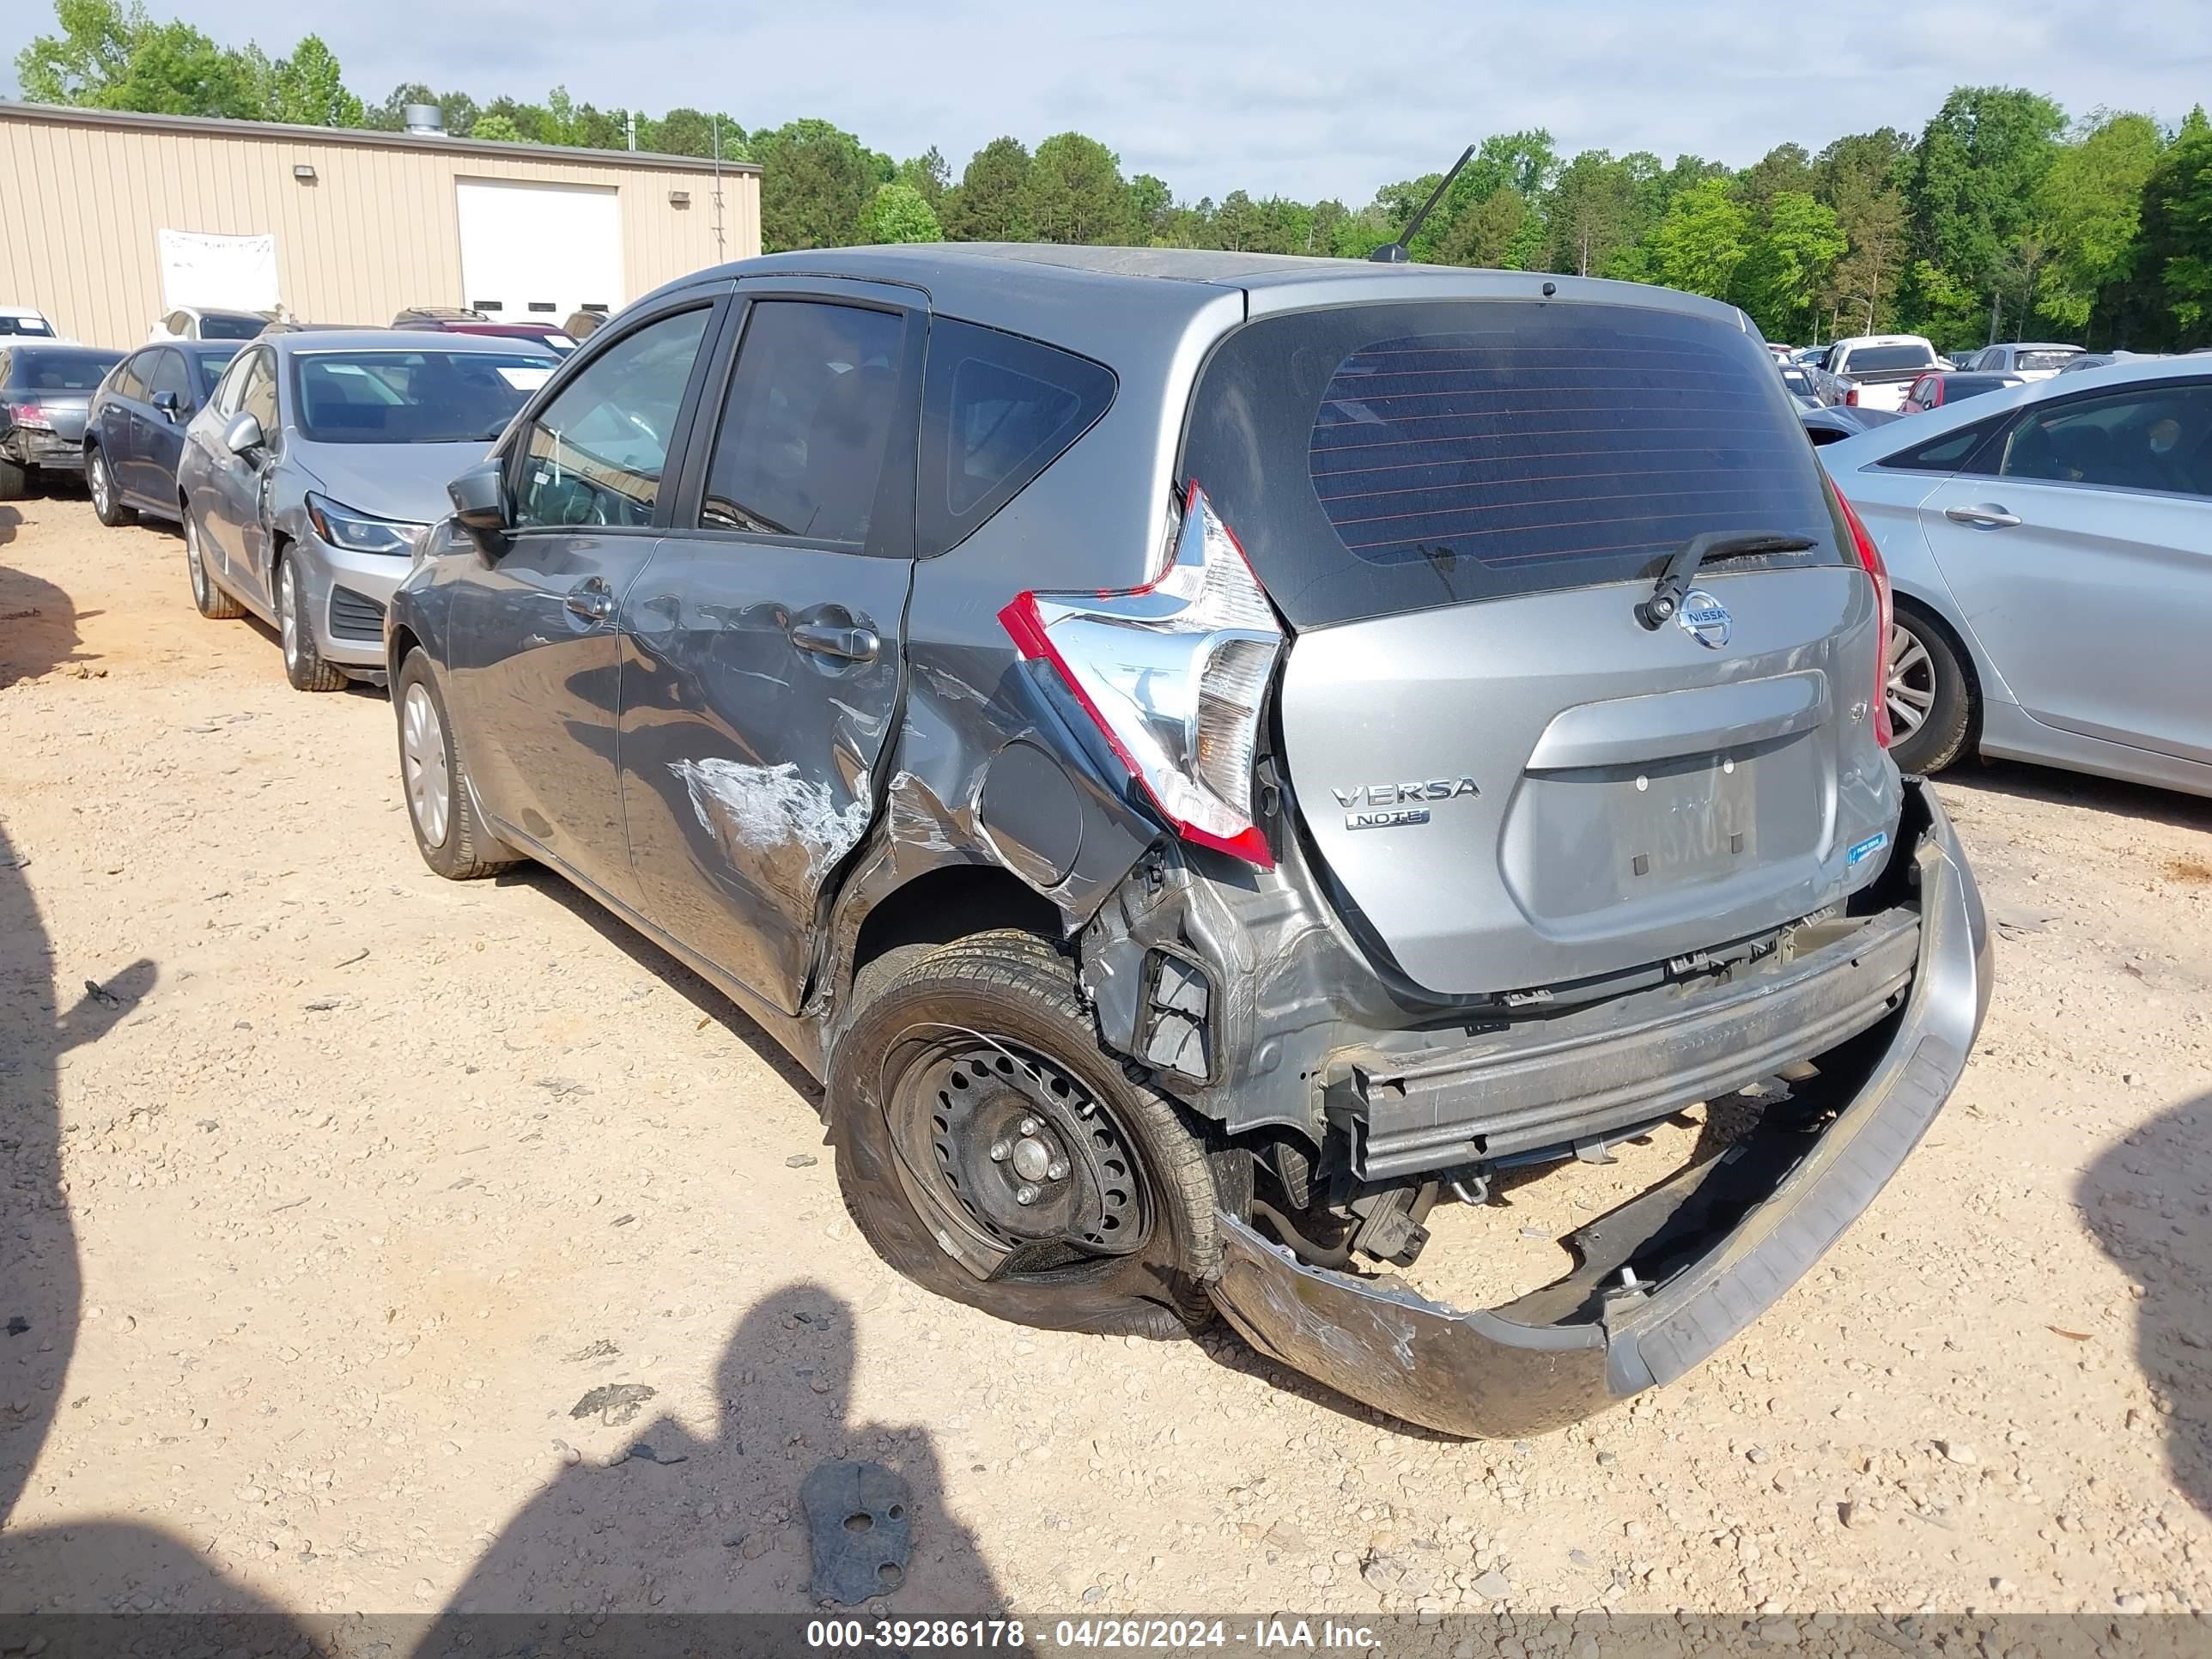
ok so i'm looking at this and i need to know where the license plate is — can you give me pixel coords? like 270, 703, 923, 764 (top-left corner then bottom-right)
1630, 760, 1757, 880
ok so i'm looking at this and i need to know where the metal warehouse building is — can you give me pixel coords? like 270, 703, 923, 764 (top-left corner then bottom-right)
0, 100, 762, 349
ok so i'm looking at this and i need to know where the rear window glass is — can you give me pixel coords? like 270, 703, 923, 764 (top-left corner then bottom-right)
5, 349, 118, 391
917, 317, 1115, 558
197, 313, 264, 341
0, 315, 55, 337
1844, 344, 1939, 373
2014, 349, 2080, 373
1183, 300, 1844, 628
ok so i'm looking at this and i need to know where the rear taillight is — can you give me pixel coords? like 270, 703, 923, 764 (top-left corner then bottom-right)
999, 481, 1285, 867
1829, 484, 1894, 750
1843, 386, 1861, 407
7, 402, 50, 430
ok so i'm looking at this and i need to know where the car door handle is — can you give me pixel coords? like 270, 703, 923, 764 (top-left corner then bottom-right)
564, 578, 616, 623
1944, 503, 2021, 528
789, 619, 879, 662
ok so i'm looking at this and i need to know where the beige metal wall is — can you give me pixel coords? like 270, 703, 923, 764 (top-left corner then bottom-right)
0, 103, 762, 349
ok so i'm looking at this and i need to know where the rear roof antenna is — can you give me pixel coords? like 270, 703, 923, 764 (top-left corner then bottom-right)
1369, 143, 1476, 264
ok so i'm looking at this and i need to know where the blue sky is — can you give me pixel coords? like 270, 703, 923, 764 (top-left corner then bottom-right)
9, 0, 2210, 204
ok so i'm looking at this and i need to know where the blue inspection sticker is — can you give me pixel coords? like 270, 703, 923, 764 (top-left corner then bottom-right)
1846, 831, 1890, 866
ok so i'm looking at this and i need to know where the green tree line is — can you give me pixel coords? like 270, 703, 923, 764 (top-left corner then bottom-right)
19, 1, 2212, 349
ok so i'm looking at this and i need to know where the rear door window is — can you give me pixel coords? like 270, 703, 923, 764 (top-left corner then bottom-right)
1183, 299, 1843, 628
916, 318, 1115, 557
1996, 381, 2212, 497
697, 300, 907, 549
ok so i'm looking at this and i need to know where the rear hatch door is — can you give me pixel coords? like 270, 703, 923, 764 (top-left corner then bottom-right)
1183, 292, 1894, 997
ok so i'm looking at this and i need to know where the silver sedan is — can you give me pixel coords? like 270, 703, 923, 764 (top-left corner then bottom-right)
1816, 356, 2212, 797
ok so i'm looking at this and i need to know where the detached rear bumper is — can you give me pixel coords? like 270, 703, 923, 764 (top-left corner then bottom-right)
1208, 776, 1990, 1438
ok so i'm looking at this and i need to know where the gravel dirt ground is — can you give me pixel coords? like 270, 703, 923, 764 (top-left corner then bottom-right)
3, 494, 2210, 1627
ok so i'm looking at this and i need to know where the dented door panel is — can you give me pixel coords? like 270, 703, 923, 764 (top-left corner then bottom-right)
617, 546, 912, 1014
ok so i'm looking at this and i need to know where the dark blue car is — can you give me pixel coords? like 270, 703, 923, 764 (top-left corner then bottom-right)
83, 341, 243, 527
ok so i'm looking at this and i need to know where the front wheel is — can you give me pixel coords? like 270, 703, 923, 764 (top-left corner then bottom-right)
393, 650, 515, 880
87, 446, 132, 526
827, 930, 1227, 1337
276, 550, 347, 692
184, 508, 243, 618
1886, 607, 1973, 775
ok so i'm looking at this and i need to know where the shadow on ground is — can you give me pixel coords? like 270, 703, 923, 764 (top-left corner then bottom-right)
0, 559, 102, 689
0, 821, 310, 1630
1940, 755, 2210, 836
2078, 1091, 2212, 1518
414, 1283, 1009, 1631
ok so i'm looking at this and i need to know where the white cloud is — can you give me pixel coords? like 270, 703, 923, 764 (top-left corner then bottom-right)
12, 0, 2210, 204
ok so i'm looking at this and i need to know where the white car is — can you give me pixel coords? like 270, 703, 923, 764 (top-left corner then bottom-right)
1809, 334, 1945, 412
1961, 341, 2083, 381
1817, 356, 2212, 796
149, 307, 273, 343
1, 306, 63, 341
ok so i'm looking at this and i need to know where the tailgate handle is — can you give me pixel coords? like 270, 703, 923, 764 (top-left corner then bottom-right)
1527, 672, 1829, 770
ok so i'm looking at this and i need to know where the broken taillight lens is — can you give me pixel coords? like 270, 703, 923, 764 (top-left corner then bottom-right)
999, 482, 1285, 867
1829, 483, 1894, 750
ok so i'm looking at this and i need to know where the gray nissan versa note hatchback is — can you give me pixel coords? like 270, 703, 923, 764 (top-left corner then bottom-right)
386, 246, 1992, 1437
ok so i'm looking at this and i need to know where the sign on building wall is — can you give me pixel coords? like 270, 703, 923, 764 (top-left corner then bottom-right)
156, 230, 280, 312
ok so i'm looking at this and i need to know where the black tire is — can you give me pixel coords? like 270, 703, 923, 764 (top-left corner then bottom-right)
276, 548, 347, 693
393, 649, 516, 880
0, 454, 27, 501
86, 445, 132, 526
827, 929, 1225, 1337
1886, 604, 1973, 775
184, 507, 244, 618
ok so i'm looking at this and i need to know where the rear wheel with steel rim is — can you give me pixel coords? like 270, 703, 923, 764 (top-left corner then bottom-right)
828, 930, 1232, 1336
276, 550, 346, 692
392, 649, 514, 880
1884, 605, 1972, 775
87, 445, 131, 526
184, 507, 242, 618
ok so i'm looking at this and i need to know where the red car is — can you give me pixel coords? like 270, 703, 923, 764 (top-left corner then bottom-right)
1899, 369, 2025, 413
392, 307, 575, 355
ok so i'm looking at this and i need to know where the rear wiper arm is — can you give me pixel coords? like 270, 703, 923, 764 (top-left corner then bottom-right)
1636, 532, 1817, 630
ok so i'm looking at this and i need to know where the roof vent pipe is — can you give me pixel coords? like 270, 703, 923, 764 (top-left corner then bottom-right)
404, 104, 444, 135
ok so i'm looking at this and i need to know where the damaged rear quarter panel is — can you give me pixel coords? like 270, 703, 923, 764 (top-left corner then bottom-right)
817, 564, 1170, 1023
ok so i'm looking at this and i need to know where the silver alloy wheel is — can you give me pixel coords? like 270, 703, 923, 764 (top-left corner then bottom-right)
89, 450, 112, 516
401, 681, 452, 848
1886, 621, 1937, 739
185, 513, 207, 604
279, 559, 301, 672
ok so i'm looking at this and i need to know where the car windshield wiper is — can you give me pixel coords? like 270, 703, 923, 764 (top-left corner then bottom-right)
1636, 532, 1817, 630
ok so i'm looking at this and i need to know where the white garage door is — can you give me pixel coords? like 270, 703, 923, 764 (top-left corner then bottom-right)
454, 179, 623, 324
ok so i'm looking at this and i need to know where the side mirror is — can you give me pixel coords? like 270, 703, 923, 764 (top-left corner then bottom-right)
222, 411, 263, 457
152, 389, 182, 420
447, 460, 510, 548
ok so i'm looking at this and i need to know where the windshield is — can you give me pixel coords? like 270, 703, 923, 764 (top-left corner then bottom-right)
1845, 344, 1939, 374
2014, 349, 2080, 372
0, 315, 56, 338
5, 349, 119, 391
190, 348, 243, 399
290, 350, 555, 444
